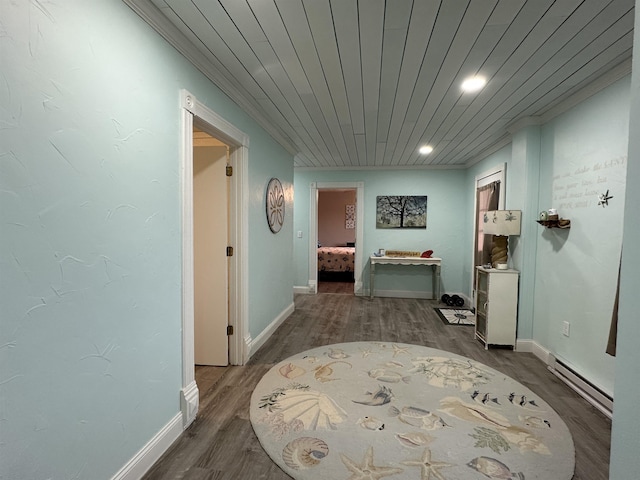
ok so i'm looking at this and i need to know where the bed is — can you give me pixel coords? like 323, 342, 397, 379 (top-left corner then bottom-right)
317, 246, 355, 282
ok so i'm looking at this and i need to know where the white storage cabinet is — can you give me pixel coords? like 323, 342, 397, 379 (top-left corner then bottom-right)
475, 266, 519, 349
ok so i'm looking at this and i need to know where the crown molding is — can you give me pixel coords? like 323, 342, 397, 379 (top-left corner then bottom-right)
506, 116, 543, 135
483, 57, 633, 166
122, 0, 299, 158
540, 57, 632, 123
463, 135, 512, 169
504, 57, 633, 136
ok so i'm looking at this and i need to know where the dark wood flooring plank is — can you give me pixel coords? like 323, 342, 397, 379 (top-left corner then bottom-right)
317, 281, 354, 294
143, 294, 610, 480
194, 366, 226, 397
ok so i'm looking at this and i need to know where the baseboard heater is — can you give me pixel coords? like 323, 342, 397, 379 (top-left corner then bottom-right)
547, 355, 613, 419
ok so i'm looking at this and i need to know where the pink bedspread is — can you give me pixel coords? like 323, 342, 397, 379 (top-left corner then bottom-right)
317, 247, 355, 272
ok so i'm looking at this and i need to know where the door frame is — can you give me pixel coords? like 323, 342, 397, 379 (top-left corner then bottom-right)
180, 90, 249, 427
471, 164, 505, 302
308, 181, 364, 295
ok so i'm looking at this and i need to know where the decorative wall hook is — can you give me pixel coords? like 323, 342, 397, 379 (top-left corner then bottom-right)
598, 190, 613, 207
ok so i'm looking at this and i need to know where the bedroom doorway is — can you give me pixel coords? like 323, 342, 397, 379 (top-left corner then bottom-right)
317, 188, 357, 294
309, 182, 364, 295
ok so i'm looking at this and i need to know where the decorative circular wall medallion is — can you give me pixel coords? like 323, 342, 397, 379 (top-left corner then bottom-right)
266, 177, 285, 233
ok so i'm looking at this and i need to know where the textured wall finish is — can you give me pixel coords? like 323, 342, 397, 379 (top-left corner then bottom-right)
0, 1, 294, 478
1, 1, 184, 477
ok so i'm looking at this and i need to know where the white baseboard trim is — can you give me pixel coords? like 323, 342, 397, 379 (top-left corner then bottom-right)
297, 281, 364, 296
531, 342, 554, 364
365, 289, 468, 301
515, 339, 612, 418
293, 285, 311, 294
366, 289, 431, 299
515, 339, 553, 363
515, 339, 533, 353
243, 334, 252, 361
180, 380, 199, 428
248, 302, 295, 358
110, 412, 183, 480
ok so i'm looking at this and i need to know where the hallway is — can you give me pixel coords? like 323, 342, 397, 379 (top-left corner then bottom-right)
144, 294, 611, 479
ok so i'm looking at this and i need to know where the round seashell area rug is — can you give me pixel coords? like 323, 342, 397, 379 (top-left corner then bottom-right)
250, 342, 575, 479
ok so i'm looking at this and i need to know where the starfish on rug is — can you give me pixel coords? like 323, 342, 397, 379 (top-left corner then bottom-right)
402, 448, 452, 480
390, 343, 411, 357
340, 446, 403, 480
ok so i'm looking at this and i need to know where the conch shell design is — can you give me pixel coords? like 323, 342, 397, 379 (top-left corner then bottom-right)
282, 437, 329, 470
278, 363, 306, 379
276, 389, 347, 430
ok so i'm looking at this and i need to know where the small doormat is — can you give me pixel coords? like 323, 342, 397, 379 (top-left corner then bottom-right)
435, 308, 475, 326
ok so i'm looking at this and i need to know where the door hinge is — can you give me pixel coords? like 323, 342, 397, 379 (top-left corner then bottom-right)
226, 246, 233, 257
226, 165, 233, 176
227, 325, 233, 335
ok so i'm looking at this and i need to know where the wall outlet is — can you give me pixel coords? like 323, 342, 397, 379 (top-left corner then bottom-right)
297, 230, 303, 238
562, 321, 570, 337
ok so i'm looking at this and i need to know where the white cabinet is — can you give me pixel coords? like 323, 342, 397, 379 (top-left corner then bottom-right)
475, 267, 519, 349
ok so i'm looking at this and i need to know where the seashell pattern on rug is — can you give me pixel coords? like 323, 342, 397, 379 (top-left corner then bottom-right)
282, 437, 329, 470
250, 342, 575, 480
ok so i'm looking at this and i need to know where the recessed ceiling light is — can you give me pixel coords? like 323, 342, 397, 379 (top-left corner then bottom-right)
419, 145, 433, 155
461, 76, 486, 92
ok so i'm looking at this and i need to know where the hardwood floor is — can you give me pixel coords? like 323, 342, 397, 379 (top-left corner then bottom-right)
143, 294, 611, 480
316, 281, 354, 294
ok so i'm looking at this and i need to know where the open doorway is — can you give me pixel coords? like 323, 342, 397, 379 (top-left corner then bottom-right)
192, 128, 230, 393
471, 165, 505, 302
317, 189, 357, 294
179, 90, 249, 428
193, 127, 230, 366
308, 181, 364, 296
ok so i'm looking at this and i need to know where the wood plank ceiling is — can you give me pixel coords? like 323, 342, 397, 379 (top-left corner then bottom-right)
126, 0, 634, 168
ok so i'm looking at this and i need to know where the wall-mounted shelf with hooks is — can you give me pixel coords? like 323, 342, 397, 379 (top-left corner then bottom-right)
536, 219, 571, 229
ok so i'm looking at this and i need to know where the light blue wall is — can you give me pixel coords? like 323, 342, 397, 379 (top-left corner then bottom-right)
248, 135, 294, 338
293, 169, 467, 297
461, 78, 629, 398
508, 126, 542, 341
0, 1, 292, 479
610, 3, 640, 477
533, 76, 629, 396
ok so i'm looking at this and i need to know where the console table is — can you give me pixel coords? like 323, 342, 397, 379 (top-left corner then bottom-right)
369, 256, 442, 300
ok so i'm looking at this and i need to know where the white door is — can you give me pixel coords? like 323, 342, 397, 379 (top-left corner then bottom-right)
193, 145, 229, 366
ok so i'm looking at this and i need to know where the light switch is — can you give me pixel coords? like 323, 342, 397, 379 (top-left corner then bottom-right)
297, 231, 303, 238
